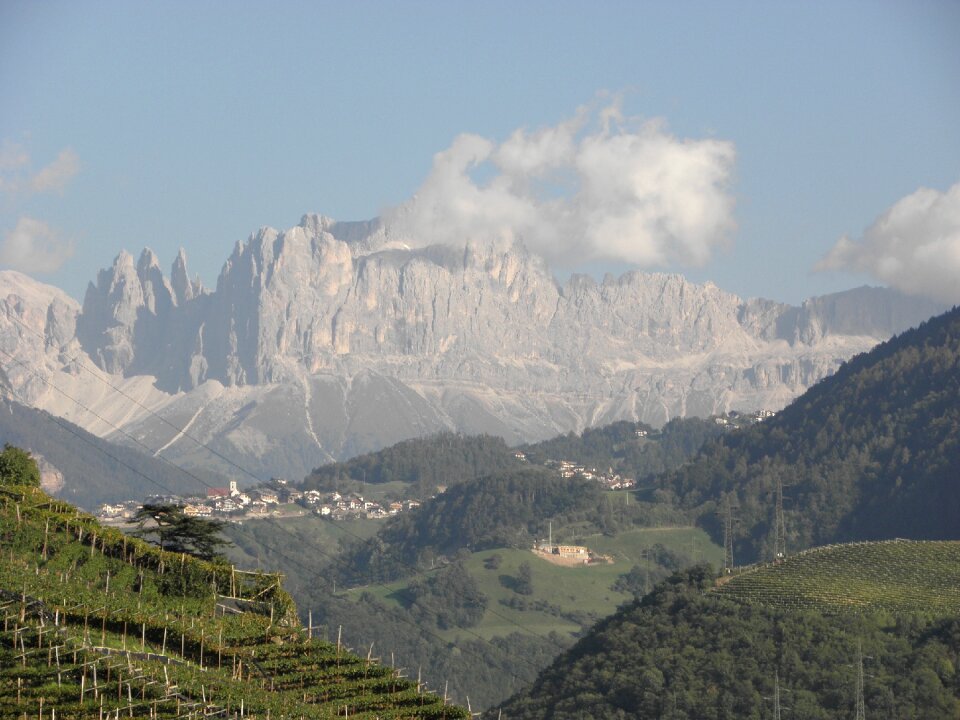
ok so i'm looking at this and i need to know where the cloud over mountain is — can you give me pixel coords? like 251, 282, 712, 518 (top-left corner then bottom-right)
385, 103, 736, 268
818, 181, 960, 305
0, 143, 80, 196
0, 142, 80, 274
0, 216, 74, 273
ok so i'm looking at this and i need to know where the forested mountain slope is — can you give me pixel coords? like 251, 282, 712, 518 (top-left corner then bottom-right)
302, 416, 724, 500
493, 563, 960, 719
331, 468, 615, 585
662, 305, 960, 562
303, 432, 521, 496
518, 417, 725, 483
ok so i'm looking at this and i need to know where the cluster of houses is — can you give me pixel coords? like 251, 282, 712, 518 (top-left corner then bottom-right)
543, 459, 637, 490
714, 409, 777, 428
97, 500, 143, 522
98, 413, 780, 524
298, 489, 420, 520
192, 480, 295, 516
96, 480, 297, 521
97, 478, 424, 524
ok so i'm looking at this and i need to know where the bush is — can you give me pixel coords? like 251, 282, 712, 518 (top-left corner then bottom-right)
0, 444, 41, 487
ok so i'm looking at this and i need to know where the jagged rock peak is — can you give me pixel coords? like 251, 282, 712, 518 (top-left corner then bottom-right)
135, 248, 175, 315
170, 247, 202, 304
85, 250, 144, 323
136, 248, 161, 274
0, 271, 80, 401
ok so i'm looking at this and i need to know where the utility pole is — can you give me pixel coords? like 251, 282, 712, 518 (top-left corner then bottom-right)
774, 477, 787, 562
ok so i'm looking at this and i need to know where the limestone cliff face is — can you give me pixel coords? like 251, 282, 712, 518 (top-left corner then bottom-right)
0, 270, 80, 404
76, 248, 207, 391
0, 215, 947, 478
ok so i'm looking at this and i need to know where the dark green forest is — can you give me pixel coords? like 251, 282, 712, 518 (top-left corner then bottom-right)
519, 417, 724, 483
662, 306, 960, 562
331, 468, 594, 584
493, 567, 960, 719
302, 432, 522, 496
301, 415, 724, 501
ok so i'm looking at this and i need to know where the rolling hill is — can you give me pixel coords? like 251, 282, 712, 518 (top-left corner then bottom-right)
715, 539, 960, 615
493, 547, 960, 719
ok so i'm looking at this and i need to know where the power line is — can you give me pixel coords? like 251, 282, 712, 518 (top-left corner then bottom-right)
2, 312, 265, 486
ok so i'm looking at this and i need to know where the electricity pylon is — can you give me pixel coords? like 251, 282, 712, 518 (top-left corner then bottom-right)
774, 477, 787, 562
721, 497, 738, 573
855, 642, 867, 720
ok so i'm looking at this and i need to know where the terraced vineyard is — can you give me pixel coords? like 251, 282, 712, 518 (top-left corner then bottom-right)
714, 539, 960, 615
0, 482, 467, 718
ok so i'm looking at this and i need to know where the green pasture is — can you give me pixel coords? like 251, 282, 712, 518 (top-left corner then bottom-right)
345, 525, 724, 642
578, 526, 724, 568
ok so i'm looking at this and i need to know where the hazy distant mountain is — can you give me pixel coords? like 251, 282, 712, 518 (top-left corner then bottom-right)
0, 396, 221, 508
0, 215, 946, 481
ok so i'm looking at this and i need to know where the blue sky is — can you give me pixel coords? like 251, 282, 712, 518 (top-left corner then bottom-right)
2, 0, 959, 305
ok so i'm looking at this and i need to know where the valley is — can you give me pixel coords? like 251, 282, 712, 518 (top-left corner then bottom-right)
6, 5, 958, 717
1, 263, 958, 715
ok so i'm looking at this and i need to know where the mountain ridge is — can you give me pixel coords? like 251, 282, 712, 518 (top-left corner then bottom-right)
0, 214, 946, 479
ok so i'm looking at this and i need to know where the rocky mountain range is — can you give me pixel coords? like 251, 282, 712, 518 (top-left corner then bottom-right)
0, 213, 946, 483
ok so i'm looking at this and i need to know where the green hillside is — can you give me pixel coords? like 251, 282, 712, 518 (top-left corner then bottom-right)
328, 468, 690, 587
301, 416, 723, 501
0, 456, 467, 718
663, 305, 960, 562
346, 527, 723, 641
518, 417, 725, 483
493, 561, 960, 719
715, 539, 960, 615
225, 481, 720, 710
303, 433, 522, 497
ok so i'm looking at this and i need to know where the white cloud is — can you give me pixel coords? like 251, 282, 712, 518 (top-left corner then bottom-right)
0, 216, 75, 273
384, 104, 736, 268
29, 149, 80, 193
0, 143, 80, 195
817, 182, 960, 305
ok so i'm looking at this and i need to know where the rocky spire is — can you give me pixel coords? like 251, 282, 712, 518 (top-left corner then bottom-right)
170, 247, 201, 305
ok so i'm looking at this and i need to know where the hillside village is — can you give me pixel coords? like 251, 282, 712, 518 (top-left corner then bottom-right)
97, 410, 778, 524
97, 454, 635, 524
97, 478, 423, 523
